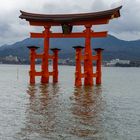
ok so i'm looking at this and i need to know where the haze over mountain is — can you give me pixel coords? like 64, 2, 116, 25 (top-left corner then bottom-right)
0, 35, 140, 60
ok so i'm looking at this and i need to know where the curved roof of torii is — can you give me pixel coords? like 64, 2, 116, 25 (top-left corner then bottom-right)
19, 6, 122, 26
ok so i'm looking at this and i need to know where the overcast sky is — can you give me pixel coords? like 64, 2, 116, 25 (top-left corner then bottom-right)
0, 0, 140, 46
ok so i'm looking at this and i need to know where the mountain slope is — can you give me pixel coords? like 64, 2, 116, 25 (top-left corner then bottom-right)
0, 35, 140, 60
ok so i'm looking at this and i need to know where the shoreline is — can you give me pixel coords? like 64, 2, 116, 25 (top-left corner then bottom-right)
0, 63, 140, 68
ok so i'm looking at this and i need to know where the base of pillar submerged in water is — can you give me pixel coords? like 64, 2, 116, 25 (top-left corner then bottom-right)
73, 46, 104, 86
27, 46, 61, 84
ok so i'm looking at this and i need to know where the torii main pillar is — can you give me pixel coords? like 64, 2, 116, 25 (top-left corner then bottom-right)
84, 25, 94, 86
41, 26, 50, 84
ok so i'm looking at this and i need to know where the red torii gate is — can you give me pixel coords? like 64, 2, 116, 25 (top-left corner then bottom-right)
19, 6, 122, 86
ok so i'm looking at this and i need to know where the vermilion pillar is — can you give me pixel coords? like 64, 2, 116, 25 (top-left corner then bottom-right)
51, 48, 61, 83
84, 25, 93, 86
94, 48, 104, 85
41, 26, 51, 84
73, 46, 84, 87
27, 46, 39, 84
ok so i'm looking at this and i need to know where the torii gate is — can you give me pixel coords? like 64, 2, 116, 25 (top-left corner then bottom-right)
19, 6, 122, 86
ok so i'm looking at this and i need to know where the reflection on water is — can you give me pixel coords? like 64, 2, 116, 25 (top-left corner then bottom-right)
70, 86, 105, 138
16, 84, 105, 140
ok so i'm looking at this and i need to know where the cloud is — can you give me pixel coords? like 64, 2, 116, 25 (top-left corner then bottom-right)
107, 0, 140, 40
0, 23, 11, 36
0, 0, 139, 45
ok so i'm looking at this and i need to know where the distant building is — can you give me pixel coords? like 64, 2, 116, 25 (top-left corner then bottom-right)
5, 55, 19, 62
106, 59, 130, 66
58, 58, 75, 65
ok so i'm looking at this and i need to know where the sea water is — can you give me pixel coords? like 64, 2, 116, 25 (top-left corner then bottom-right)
0, 65, 140, 140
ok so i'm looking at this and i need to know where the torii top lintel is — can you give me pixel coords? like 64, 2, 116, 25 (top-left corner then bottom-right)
19, 6, 122, 26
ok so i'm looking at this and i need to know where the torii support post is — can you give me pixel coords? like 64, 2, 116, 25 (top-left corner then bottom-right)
27, 46, 39, 84
94, 48, 104, 85
73, 46, 84, 87
84, 25, 94, 86
51, 48, 61, 83
41, 26, 50, 84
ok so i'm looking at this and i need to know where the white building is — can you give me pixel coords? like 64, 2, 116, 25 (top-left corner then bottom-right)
107, 59, 130, 66
5, 55, 19, 62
